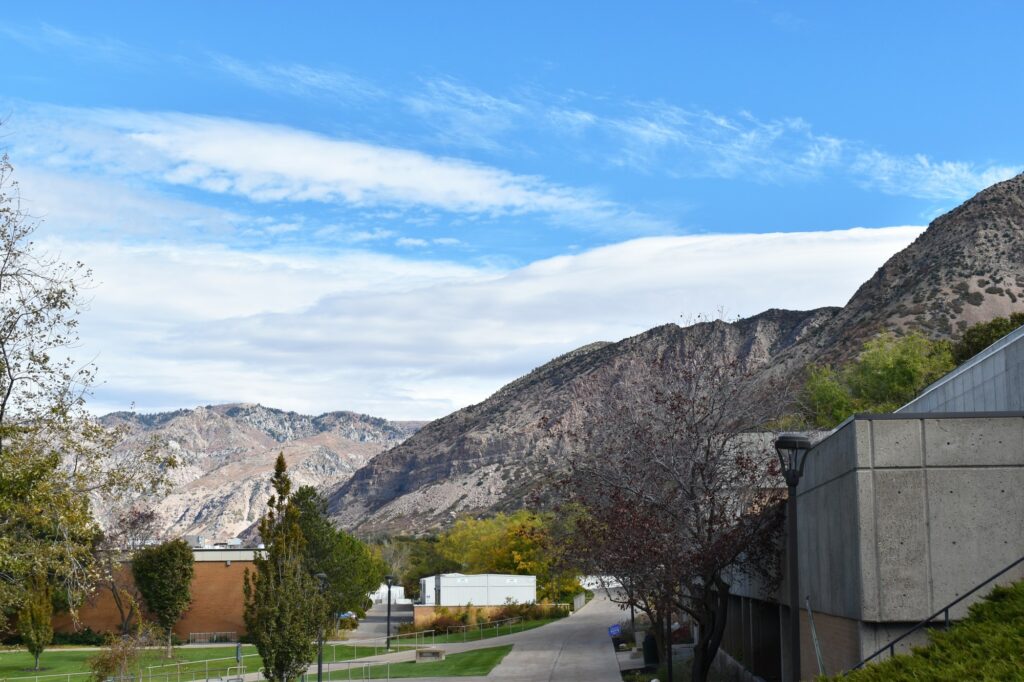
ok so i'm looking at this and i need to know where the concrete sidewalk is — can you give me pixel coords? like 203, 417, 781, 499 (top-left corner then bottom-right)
201, 591, 623, 682
332, 589, 623, 682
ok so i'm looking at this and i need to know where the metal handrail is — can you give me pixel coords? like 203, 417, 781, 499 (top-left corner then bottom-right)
848, 554, 1024, 673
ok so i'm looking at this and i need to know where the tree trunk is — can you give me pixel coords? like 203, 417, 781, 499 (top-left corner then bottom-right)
111, 585, 136, 635
166, 631, 173, 658
33, 652, 40, 671
690, 579, 731, 682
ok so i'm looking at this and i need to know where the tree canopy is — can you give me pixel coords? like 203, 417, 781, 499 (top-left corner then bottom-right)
438, 511, 581, 603
951, 312, 1024, 364
291, 486, 386, 618
802, 332, 955, 428
554, 339, 787, 682
0, 153, 175, 625
131, 539, 195, 656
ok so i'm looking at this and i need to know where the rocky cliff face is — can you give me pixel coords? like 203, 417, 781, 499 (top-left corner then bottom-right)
327, 172, 1024, 535
98, 404, 423, 541
327, 308, 836, 534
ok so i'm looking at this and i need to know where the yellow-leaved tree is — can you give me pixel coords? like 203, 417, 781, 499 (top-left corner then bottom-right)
438, 511, 580, 603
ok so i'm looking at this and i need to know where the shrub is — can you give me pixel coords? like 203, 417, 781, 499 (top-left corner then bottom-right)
53, 628, 106, 646
835, 580, 1024, 681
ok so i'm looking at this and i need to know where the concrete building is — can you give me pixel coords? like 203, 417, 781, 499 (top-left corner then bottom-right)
419, 573, 536, 606
724, 412, 1024, 680
898, 323, 1024, 413
721, 326, 1024, 680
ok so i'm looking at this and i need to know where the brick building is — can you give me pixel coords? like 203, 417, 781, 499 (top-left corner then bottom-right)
56, 549, 254, 640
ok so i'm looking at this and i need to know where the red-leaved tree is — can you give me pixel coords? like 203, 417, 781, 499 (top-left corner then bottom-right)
552, 336, 786, 682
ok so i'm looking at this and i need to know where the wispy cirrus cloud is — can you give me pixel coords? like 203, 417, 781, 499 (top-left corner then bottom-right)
403, 78, 528, 151
559, 102, 1016, 199
850, 151, 1020, 200
0, 22, 144, 64
211, 55, 384, 101
7, 104, 640, 230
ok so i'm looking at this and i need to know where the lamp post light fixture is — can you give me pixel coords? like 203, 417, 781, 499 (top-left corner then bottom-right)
384, 574, 395, 652
775, 433, 813, 682
315, 572, 328, 682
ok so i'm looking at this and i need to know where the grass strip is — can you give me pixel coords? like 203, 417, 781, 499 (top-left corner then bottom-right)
353, 645, 513, 679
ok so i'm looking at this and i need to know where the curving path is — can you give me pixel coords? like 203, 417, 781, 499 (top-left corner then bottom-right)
320, 589, 624, 681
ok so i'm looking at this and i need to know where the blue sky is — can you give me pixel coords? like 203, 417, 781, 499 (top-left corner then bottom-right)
0, 2, 1020, 418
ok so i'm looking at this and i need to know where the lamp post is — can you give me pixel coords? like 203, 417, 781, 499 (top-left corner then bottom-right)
384, 575, 395, 652
315, 572, 328, 682
775, 433, 813, 682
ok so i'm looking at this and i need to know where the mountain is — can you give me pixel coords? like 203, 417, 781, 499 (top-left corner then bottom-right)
98, 403, 423, 541
327, 172, 1024, 535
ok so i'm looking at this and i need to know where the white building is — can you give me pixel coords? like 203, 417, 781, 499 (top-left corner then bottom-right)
369, 582, 407, 605
419, 573, 536, 606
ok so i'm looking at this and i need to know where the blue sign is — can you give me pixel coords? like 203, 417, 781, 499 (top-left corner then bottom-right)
608, 624, 622, 637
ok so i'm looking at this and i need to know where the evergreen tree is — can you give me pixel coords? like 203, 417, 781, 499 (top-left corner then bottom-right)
18, 572, 52, 671
244, 455, 325, 682
292, 486, 385, 618
132, 539, 195, 656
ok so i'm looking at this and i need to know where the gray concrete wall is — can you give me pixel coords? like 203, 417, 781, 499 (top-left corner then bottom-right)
898, 324, 1024, 413
797, 415, 1024, 630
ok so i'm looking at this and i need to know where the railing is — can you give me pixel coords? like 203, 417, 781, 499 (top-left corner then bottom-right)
144, 652, 260, 682
445, 616, 523, 642
0, 633, 439, 682
847, 554, 1024, 673
326, 629, 435, 660
188, 632, 237, 644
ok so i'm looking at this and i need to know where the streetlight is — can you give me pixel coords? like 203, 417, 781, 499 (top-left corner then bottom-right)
315, 572, 328, 682
775, 433, 813, 682
384, 575, 395, 652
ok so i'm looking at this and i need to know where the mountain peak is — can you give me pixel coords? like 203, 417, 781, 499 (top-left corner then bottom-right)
326, 172, 1024, 534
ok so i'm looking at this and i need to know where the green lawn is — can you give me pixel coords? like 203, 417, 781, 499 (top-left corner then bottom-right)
323, 643, 418, 661
0, 646, 259, 681
354, 645, 513, 679
0, 619, 548, 682
427, 618, 559, 645
0, 639, 449, 682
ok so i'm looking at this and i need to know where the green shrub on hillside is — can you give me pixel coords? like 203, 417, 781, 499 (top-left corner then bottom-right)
802, 333, 954, 428
951, 312, 1024, 364
833, 580, 1024, 681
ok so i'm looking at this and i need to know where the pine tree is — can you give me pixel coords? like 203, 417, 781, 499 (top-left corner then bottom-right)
19, 572, 53, 671
244, 455, 325, 682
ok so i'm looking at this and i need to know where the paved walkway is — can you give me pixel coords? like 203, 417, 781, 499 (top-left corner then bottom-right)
347, 602, 414, 641
316, 589, 624, 681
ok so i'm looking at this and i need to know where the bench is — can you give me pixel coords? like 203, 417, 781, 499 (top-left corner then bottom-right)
415, 648, 447, 663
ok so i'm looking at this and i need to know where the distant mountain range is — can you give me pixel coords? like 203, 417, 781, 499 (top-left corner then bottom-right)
97, 403, 423, 541
106, 173, 1024, 539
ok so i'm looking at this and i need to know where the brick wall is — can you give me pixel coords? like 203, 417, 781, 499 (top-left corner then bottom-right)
54, 560, 252, 638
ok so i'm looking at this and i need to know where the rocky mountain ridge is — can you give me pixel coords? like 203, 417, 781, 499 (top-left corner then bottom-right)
326, 172, 1024, 534
98, 403, 423, 541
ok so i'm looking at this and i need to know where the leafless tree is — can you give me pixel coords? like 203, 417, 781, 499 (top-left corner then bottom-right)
552, 334, 787, 682
93, 506, 164, 635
